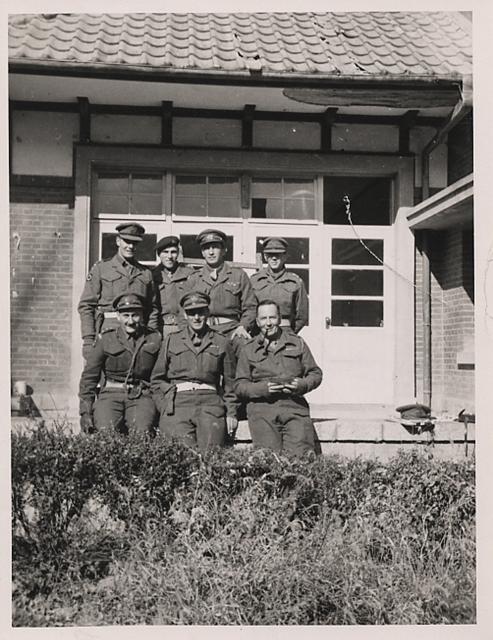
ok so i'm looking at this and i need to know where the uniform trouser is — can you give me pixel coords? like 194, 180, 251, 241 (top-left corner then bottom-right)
246, 397, 315, 456
94, 388, 157, 434
157, 390, 226, 451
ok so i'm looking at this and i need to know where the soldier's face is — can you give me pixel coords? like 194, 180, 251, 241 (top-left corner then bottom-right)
265, 252, 286, 272
159, 246, 179, 270
118, 310, 144, 335
117, 236, 137, 260
256, 303, 280, 338
201, 242, 226, 268
185, 307, 209, 333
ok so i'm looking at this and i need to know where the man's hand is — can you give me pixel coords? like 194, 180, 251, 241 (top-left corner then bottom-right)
226, 416, 238, 435
267, 382, 284, 394
231, 326, 251, 341
82, 338, 95, 361
80, 413, 95, 434
282, 377, 302, 395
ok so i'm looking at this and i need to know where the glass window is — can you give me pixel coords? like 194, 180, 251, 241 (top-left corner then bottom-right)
251, 177, 315, 220
256, 237, 309, 264
95, 172, 164, 216
331, 300, 383, 327
331, 238, 384, 327
324, 176, 391, 225
174, 175, 240, 218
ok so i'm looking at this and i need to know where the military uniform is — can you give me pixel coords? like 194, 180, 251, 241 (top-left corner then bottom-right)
79, 253, 159, 344
186, 261, 257, 338
151, 293, 238, 451
152, 263, 194, 336
234, 329, 322, 456
79, 324, 162, 434
250, 268, 308, 333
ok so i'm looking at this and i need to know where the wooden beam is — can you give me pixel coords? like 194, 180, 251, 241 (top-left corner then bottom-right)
242, 104, 255, 148
161, 100, 173, 147
399, 110, 419, 154
320, 108, 338, 152
77, 96, 90, 143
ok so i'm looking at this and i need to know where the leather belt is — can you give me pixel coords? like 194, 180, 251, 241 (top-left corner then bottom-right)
175, 382, 216, 392
103, 311, 118, 319
208, 316, 236, 326
280, 318, 291, 327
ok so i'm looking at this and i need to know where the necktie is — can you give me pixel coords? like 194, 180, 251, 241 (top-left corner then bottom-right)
210, 269, 217, 281
192, 333, 202, 347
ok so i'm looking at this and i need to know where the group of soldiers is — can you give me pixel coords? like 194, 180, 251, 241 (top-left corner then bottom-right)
78, 223, 322, 456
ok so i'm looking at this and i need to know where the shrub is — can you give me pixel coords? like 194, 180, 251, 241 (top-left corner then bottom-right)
12, 428, 476, 625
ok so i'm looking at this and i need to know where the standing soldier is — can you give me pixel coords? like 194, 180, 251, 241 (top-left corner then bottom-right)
79, 292, 161, 435
250, 237, 308, 334
186, 229, 257, 352
235, 299, 322, 457
78, 223, 159, 359
152, 235, 194, 337
151, 291, 238, 451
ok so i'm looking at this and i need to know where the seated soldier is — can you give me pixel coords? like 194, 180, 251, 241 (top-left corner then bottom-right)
79, 292, 161, 434
234, 299, 322, 457
151, 291, 238, 451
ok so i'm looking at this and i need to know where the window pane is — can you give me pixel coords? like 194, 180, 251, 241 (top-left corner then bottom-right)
174, 196, 207, 217
97, 174, 128, 193
132, 175, 162, 194
332, 270, 383, 296
208, 176, 239, 198
180, 234, 234, 261
252, 178, 282, 198
101, 233, 157, 262
208, 197, 240, 218
175, 176, 207, 197
131, 194, 162, 215
98, 194, 129, 214
284, 198, 315, 220
256, 237, 309, 264
324, 176, 391, 225
284, 179, 314, 199
332, 239, 383, 265
331, 300, 383, 327
263, 200, 283, 219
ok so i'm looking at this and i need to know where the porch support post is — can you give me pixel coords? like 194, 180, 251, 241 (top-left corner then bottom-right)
77, 97, 90, 143
161, 100, 173, 147
421, 230, 432, 408
242, 104, 255, 148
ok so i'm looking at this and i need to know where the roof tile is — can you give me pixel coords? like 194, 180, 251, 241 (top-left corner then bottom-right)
9, 12, 471, 78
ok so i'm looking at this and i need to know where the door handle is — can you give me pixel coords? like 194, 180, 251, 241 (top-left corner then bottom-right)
325, 317, 331, 329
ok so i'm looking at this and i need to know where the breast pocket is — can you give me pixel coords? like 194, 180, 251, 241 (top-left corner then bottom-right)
282, 348, 303, 377
100, 273, 125, 304
139, 341, 161, 373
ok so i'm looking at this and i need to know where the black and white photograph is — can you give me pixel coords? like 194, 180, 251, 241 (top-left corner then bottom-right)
5, 4, 490, 632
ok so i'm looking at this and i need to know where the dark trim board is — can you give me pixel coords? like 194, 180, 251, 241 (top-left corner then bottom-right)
10, 100, 444, 128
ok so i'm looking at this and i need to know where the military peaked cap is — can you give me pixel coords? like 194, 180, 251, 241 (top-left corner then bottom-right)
262, 237, 288, 253
113, 292, 145, 311
396, 403, 434, 420
116, 223, 145, 242
196, 229, 227, 247
180, 291, 211, 311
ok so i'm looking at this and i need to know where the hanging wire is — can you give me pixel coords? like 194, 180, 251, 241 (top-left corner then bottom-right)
343, 194, 447, 306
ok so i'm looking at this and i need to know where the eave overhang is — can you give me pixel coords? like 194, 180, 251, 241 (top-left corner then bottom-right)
407, 173, 473, 230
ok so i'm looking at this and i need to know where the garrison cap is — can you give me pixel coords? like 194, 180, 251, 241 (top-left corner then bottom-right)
116, 223, 145, 242
196, 228, 226, 247
262, 237, 288, 253
156, 235, 180, 255
396, 403, 434, 420
180, 291, 211, 311
113, 292, 145, 311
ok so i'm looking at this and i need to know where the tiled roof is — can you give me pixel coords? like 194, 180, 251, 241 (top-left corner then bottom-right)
8, 12, 472, 79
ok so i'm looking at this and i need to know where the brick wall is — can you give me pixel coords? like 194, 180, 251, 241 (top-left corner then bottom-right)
10, 202, 74, 401
448, 113, 473, 185
415, 227, 474, 415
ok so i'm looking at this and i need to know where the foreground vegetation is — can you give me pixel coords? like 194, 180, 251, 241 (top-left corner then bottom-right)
12, 426, 475, 626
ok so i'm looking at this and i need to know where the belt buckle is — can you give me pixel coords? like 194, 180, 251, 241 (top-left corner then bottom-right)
126, 383, 141, 399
